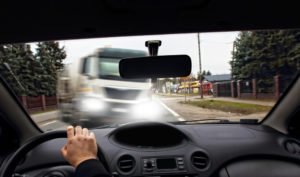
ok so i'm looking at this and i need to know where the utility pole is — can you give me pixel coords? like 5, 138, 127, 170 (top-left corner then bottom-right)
197, 33, 203, 99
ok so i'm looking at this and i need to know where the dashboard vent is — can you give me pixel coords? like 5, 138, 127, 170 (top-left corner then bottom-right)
191, 151, 210, 170
285, 140, 300, 154
117, 155, 135, 173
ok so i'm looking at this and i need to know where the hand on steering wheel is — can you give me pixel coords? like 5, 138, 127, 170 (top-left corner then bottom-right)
61, 126, 98, 167
0, 128, 110, 177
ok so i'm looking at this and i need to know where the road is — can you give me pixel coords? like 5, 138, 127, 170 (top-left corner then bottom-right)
33, 98, 182, 131
31, 111, 68, 131
33, 95, 270, 131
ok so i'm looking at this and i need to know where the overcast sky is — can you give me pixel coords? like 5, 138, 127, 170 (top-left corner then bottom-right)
34, 31, 239, 75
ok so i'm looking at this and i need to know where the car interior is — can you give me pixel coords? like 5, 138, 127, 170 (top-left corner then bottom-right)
1, 0, 300, 177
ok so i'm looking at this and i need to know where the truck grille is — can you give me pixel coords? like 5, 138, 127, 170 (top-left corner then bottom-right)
104, 87, 141, 100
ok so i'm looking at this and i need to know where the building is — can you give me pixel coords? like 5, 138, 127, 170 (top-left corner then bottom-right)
204, 74, 232, 97
204, 74, 231, 83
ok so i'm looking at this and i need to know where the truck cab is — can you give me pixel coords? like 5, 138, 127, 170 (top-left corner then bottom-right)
59, 48, 154, 125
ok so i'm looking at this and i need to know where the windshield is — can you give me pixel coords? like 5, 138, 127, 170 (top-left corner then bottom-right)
99, 57, 149, 82
0, 30, 298, 131
99, 58, 120, 78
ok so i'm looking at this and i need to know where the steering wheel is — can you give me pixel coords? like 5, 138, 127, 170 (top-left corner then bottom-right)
0, 130, 110, 177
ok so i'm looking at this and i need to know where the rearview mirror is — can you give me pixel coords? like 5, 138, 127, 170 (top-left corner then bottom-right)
119, 55, 191, 79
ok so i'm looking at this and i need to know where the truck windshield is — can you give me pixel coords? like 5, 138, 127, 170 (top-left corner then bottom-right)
99, 57, 149, 82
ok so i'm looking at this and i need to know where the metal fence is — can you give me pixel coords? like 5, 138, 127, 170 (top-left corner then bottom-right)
212, 74, 293, 100
213, 82, 231, 97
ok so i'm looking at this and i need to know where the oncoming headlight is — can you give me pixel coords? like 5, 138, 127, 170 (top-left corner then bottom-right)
80, 98, 105, 112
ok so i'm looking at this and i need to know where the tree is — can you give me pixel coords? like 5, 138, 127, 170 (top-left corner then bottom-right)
16, 44, 39, 96
0, 41, 66, 96
0, 44, 25, 95
197, 70, 212, 80
231, 29, 300, 91
35, 41, 66, 96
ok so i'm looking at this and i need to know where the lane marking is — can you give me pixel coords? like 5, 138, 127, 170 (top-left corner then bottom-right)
178, 117, 186, 121
41, 120, 57, 126
155, 98, 180, 117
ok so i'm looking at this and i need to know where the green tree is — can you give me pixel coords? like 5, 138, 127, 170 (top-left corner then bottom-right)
16, 44, 39, 96
35, 41, 66, 96
0, 44, 25, 95
231, 29, 300, 92
197, 70, 212, 80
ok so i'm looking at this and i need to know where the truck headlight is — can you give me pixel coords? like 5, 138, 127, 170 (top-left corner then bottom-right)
80, 98, 105, 112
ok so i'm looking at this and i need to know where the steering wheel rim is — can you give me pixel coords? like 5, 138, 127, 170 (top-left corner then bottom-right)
0, 130, 110, 177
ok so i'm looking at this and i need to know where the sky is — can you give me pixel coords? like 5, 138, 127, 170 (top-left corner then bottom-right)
34, 31, 239, 75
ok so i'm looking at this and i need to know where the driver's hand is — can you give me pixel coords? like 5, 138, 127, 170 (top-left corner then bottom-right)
61, 126, 98, 167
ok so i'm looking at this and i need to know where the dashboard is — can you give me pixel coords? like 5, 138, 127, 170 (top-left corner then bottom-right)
10, 122, 300, 177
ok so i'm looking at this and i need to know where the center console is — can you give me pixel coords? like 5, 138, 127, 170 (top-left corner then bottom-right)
143, 157, 186, 174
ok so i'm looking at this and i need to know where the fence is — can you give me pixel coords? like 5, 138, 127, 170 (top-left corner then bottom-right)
19, 95, 58, 112
240, 80, 253, 98
213, 82, 231, 97
213, 75, 293, 100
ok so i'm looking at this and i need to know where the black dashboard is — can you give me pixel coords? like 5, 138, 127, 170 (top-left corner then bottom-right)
10, 122, 300, 177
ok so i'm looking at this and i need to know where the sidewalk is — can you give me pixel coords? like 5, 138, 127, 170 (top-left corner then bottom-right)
31, 110, 59, 124
157, 94, 276, 107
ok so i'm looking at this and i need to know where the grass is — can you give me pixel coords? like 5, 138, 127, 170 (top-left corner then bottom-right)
180, 100, 272, 114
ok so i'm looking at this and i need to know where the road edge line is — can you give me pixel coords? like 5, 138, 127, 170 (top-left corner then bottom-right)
155, 98, 180, 117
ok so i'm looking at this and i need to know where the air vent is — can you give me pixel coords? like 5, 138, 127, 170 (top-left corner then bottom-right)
191, 151, 210, 170
117, 155, 135, 173
285, 140, 300, 154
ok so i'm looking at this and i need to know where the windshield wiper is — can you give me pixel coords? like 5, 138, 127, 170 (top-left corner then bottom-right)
171, 118, 232, 124
239, 119, 259, 124
171, 118, 259, 125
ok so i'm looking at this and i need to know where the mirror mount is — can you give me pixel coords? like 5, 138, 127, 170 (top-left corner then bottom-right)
145, 40, 161, 56
145, 40, 162, 91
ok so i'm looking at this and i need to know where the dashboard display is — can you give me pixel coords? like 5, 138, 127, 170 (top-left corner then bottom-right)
156, 158, 177, 169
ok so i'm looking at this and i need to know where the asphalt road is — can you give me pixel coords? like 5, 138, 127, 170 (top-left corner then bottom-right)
34, 98, 181, 131
33, 95, 270, 131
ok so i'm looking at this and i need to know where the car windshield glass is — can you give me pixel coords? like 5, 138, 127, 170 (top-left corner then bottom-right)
99, 58, 120, 78
0, 30, 298, 131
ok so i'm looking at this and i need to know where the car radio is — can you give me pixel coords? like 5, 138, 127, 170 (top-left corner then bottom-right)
143, 157, 185, 173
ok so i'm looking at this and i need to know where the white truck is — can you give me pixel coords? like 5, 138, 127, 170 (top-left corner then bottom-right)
58, 48, 156, 125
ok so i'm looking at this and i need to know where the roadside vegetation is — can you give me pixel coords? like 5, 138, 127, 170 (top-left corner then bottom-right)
0, 42, 66, 96
180, 100, 272, 114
